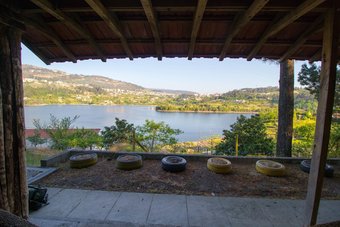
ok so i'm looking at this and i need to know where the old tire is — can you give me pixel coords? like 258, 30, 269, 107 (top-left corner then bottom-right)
70, 153, 98, 169
207, 158, 232, 174
116, 154, 143, 170
161, 156, 187, 172
300, 160, 334, 178
256, 160, 286, 177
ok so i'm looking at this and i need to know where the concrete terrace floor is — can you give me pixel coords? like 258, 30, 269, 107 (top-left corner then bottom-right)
29, 188, 340, 227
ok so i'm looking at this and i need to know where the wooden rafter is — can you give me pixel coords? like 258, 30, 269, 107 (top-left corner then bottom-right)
84, 0, 133, 60
30, 0, 106, 62
188, 0, 208, 60
247, 0, 327, 61
140, 0, 162, 60
309, 49, 322, 63
0, 10, 25, 31
34, 39, 324, 48
23, 17, 77, 63
22, 38, 51, 65
279, 16, 323, 62
219, 0, 269, 61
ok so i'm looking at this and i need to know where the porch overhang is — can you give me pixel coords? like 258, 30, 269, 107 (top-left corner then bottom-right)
0, 0, 339, 226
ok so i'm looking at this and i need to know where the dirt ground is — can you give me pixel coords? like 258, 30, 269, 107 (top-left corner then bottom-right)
36, 158, 340, 199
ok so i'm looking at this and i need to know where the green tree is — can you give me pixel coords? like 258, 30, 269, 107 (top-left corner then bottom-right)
27, 129, 46, 147
298, 63, 339, 109
69, 128, 103, 150
292, 120, 315, 157
101, 118, 135, 149
101, 118, 150, 151
297, 63, 340, 158
136, 120, 183, 152
329, 123, 340, 158
215, 115, 275, 156
33, 115, 79, 150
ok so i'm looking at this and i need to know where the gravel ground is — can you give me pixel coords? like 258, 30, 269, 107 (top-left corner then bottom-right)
35, 158, 340, 199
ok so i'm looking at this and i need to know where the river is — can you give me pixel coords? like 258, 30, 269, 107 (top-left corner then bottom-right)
24, 105, 252, 142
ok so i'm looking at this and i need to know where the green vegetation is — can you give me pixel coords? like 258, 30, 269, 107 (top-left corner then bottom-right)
101, 118, 182, 152
215, 115, 275, 156
136, 120, 183, 152
156, 87, 316, 114
27, 129, 47, 147
101, 118, 136, 150
24, 64, 340, 158
25, 148, 60, 166
33, 115, 102, 150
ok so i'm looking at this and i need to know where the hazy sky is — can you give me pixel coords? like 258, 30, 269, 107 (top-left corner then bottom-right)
21, 44, 306, 94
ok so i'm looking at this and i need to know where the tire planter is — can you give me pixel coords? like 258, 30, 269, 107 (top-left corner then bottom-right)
255, 160, 286, 177
300, 160, 334, 178
70, 153, 98, 169
161, 156, 187, 172
207, 158, 232, 174
116, 154, 143, 170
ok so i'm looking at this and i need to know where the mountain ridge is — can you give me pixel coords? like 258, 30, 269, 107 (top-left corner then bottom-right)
22, 64, 196, 95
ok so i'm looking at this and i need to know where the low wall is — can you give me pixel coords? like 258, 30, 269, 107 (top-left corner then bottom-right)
40, 149, 340, 167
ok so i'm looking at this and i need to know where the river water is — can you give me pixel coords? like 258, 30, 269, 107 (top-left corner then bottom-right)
24, 105, 252, 142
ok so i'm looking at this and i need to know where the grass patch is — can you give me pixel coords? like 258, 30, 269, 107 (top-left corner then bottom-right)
25, 148, 60, 167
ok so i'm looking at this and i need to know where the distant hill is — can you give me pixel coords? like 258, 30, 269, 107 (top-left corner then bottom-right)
151, 88, 197, 96
218, 86, 313, 102
23, 65, 146, 92
22, 65, 197, 105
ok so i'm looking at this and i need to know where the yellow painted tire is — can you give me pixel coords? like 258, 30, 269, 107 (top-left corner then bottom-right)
255, 160, 286, 177
116, 155, 143, 170
70, 153, 98, 169
207, 158, 232, 174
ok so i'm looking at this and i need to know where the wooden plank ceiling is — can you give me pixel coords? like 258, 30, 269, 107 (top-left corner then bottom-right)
2, 0, 340, 64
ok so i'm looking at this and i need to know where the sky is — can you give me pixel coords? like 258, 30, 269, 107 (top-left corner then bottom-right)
21, 44, 307, 94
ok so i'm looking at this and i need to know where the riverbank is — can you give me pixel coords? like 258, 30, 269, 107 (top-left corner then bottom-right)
156, 109, 258, 114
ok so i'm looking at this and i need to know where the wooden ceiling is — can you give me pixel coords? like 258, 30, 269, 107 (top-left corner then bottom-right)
1, 0, 340, 64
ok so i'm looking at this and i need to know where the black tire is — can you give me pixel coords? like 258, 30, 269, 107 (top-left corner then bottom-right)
116, 154, 143, 170
300, 160, 334, 178
161, 156, 187, 172
70, 153, 98, 169
300, 160, 311, 173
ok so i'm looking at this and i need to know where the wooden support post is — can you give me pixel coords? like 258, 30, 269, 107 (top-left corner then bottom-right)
276, 59, 294, 157
0, 25, 28, 218
304, 6, 338, 226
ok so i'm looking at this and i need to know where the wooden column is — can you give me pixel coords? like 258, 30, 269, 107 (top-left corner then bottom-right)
276, 59, 294, 157
304, 7, 338, 226
0, 25, 28, 218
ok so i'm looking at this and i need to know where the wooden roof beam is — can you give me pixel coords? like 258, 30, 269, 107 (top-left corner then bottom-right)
140, 0, 162, 60
30, 0, 106, 62
84, 0, 133, 60
279, 16, 323, 62
22, 38, 51, 65
22, 17, 77, 63
188, 0, 208, 60
219, 0, 269, 61
247, 0, 327, 61
309, 50, 322, 63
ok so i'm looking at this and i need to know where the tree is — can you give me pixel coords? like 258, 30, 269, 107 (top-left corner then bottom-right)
297, 63, 340, 158
69, 128, 103, 150
101, 118, 135, 149
27, 129, 46, 147
33, 115, 79, 150
215, 115, 275, 156
298, 63, 339, 109
136, 120, 183, 152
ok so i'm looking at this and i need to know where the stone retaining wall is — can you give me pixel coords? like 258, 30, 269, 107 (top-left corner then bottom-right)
40, 149, 340, 167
